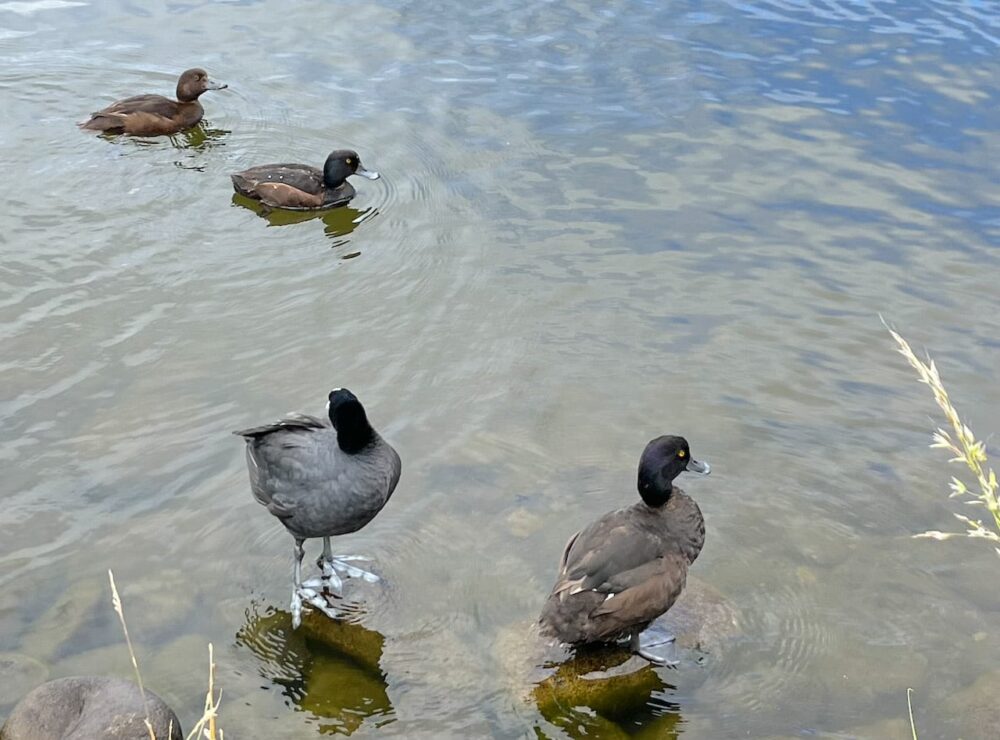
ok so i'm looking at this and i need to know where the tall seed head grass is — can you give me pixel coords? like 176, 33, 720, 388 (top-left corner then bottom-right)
884, 320, 1000, 553
108, 570, 224, 739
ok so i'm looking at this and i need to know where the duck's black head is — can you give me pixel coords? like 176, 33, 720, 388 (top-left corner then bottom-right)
323, 150, 380, 189
176, 68, 226, 103
327, 388, 375, 454
637, 435, 711, 507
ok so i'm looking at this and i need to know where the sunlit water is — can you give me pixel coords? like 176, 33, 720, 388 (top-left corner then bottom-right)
1, 0, 998, 737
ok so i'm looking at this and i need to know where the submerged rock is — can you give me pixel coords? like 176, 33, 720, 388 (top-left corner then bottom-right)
661, 576, 741, 652
237, 606, 385, 675
532, 647, 666, 717
494, 576, 739, 737
944, 669, 1000, 738
0, 653, 48, 707
236, 606, 392, 735
0, 676, 182, 740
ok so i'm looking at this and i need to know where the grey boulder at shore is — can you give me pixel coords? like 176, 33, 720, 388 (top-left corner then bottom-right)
1, 676, 182, 740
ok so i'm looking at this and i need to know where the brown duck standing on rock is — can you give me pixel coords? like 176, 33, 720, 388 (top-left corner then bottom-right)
231, 150, 379, 210
79, 67, 226, 136
539, 435, 710, 664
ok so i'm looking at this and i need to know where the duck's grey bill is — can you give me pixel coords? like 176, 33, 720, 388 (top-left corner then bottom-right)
686, 458, 711, 475
207, 79, 227, 90
355, 165, 380, 180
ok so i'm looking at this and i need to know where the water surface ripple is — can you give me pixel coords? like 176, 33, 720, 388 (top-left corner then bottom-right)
0, 0, 997, 737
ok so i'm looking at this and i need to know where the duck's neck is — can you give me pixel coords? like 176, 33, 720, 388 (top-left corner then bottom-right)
638, 481, 673, 508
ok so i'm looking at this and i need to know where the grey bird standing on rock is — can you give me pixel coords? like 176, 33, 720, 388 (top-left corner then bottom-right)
235, 388, 401, 628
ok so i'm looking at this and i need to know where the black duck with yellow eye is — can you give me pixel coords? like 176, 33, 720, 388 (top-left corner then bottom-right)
231, 150, 379, 211
539, 435, 711, 664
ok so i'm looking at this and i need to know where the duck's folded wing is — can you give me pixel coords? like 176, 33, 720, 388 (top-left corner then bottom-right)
231, 164, 324, 196
554, 515, 667, 597
99, 94, 180, 118
588, 552, 689, 630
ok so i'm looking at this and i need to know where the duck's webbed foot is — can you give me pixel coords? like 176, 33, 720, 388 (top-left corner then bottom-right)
291, 584, 340, 628
316, 538, 381, 584
303, 564, 344, 594
629, 630, 679, 667
327, 555, 381, 583
290, 537, 340, 628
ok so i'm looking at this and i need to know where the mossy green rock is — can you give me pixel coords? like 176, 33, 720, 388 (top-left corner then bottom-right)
299, 610, 385, 670
533, 647, 665, 717
522, 577, 737, 737
236, 607, 391, 734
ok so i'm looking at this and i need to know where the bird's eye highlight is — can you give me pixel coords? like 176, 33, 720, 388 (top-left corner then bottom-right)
346, 158, 353, 165
678, 450, 686, 458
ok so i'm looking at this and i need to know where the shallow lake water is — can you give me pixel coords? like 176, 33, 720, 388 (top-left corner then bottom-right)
1, 0, 998, 737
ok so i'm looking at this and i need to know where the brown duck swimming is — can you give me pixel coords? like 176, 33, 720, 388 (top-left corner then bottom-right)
539, 435, 710, 664
79, 68, 226, 136
230, 150, 379, 210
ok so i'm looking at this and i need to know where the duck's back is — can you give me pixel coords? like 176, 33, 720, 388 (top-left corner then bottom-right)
80, 94, 203, 134
539, 491, 704, 644
231, 164, 324, 197
101, 94, 178, 115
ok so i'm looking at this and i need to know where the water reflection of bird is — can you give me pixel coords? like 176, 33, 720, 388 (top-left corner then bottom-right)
237, 604, 393, 735
230, 192, 373, 245
539, 436, 710, 664
169, 122, 230, 151
532, 644, 681, 738
235, 389, 401, 628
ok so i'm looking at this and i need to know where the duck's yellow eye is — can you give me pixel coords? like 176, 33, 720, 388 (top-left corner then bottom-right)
678, 450, 686, 458
346, 158, 353, 165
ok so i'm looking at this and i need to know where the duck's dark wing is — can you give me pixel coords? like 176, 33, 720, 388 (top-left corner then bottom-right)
540, 504, 694, 643
585, 551, 688, 635
234, 414, 329, 518
80, 94, 181, 131
101, 94, 182, 117
541, 509, 690, 643
230, 164, 325, 199
552, 508, 668, 597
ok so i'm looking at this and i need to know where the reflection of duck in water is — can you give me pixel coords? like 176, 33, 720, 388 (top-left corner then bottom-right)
532, 645, 681, 738
79, 68, 226, 136
539, 436, 710, 664
231, 150, 379, 210
237, 605, 392, 735
231, 193, 372, 241
234, 389, 401, 628
169, 121, 230, 151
